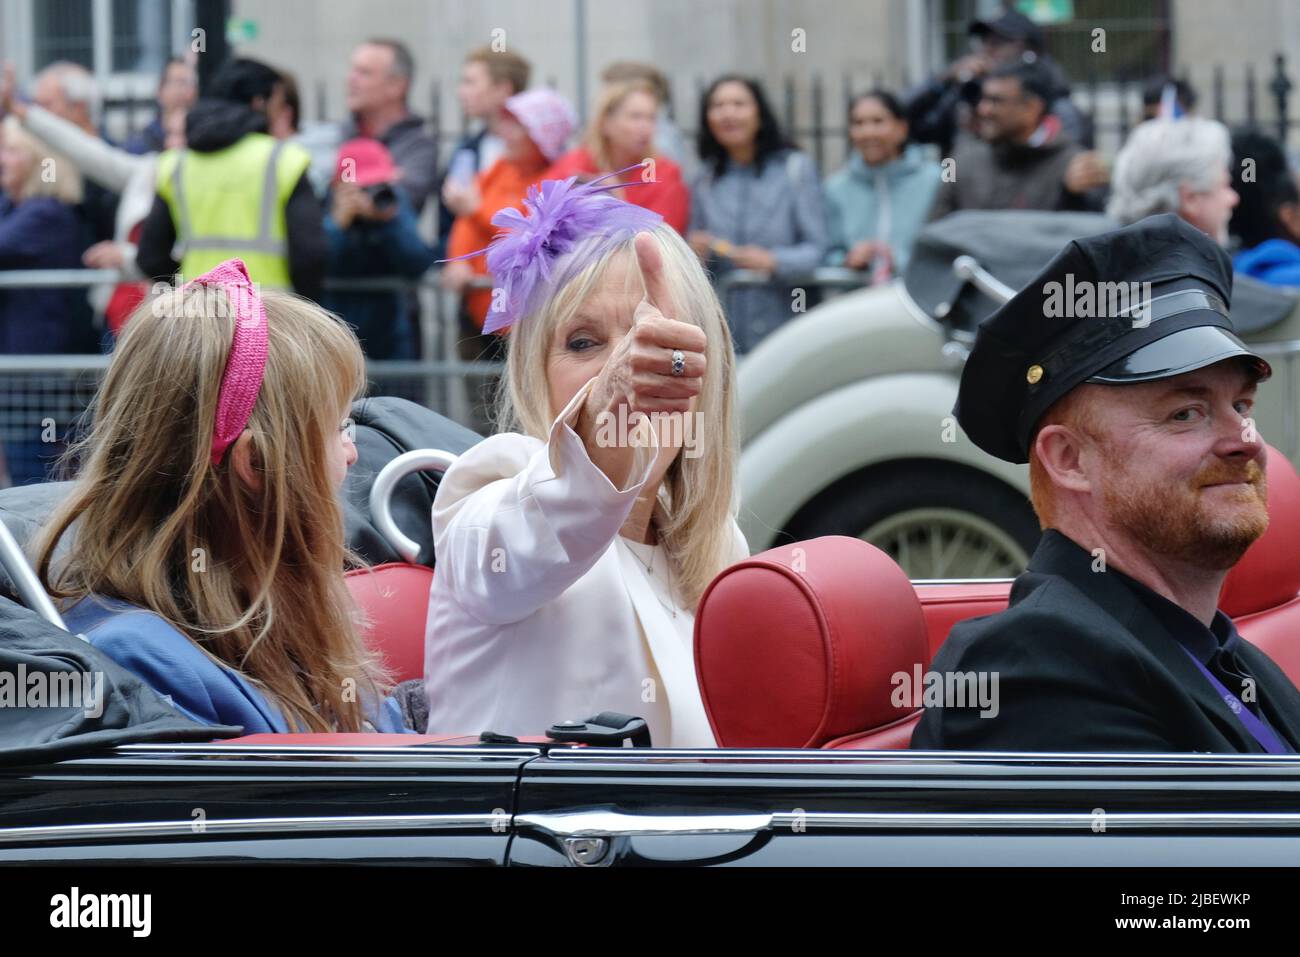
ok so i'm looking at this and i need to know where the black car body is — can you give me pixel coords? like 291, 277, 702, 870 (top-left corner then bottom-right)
3, 395, 1299, 868
5, 741, 1300, 866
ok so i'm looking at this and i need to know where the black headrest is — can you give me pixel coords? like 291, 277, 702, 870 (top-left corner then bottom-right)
0, 480, 76, 596
343, 395, 482, 566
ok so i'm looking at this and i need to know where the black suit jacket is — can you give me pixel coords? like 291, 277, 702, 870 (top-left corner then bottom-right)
910, 530, 1300, 753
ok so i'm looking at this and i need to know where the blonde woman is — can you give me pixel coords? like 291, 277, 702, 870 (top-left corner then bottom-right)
0, 115, 89, 483
0, 117, 86, 344
2, 62, 188, 333
545, 80, 689, 233
33, 259, 406, 733
426, 174, 746, 746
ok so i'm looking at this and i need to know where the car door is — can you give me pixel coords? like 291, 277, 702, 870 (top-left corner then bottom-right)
509, 748, 1300, 866
0, 741, 538, 865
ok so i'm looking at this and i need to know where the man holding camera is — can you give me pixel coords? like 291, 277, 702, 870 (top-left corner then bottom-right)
323, 137, 435, 361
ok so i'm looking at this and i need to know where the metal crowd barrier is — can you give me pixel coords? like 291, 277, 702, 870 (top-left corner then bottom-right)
715, 267, 869, 353
0, 268, 501, 433
0, 266, 870, 482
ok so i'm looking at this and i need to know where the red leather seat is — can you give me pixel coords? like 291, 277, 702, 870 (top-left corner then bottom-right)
239, 444, 1300, 749
1221, 444, 1300, 685
915, 580, 1012, 659
694, 536, 930, 749
345, 562, 433, 684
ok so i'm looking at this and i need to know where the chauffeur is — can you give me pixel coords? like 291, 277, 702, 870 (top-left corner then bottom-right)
911, 213, 1300, 753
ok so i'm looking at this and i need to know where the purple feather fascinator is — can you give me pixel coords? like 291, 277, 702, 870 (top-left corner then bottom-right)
445, 165, 663, 334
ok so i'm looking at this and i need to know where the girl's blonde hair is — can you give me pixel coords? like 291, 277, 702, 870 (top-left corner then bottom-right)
494, 223, 739, 608
585, 80, 661, 171
34, 285, 389, 732
1, 116, 83, 204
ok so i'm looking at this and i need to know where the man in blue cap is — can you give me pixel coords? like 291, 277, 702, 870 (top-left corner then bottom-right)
912, 213, 1300, 753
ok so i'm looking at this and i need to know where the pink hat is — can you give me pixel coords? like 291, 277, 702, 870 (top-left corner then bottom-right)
335, 137, 399, 186
503, 89, 577, 162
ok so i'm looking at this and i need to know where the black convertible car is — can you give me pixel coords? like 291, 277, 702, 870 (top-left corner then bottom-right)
3, 396, 1300, 869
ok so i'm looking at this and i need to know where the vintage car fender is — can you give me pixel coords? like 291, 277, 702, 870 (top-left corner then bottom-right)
738, 370, 1030, 552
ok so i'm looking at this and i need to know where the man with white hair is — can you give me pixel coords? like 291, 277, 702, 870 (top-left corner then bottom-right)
32, 61, 100, 135
1107, 117, 1239, 246
32, 61, 117, 245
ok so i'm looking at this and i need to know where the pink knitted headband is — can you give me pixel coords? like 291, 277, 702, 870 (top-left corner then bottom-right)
183, 259, 269, 466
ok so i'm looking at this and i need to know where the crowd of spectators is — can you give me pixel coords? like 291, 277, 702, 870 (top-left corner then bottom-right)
1, 6, 1299, 477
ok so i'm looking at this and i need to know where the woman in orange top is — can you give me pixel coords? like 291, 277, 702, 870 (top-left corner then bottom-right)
442, 88, 577, 331
545, 80, 689, 234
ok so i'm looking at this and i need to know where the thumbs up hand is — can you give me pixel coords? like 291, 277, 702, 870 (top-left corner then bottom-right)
576, 232, 708, 487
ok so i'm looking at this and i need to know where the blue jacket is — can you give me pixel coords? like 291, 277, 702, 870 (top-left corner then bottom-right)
1234, 239, 1300, 288
62, 595, 411, 734
322, 186, 435, 360
0, 196, 93, 354
823, 143, 941, 273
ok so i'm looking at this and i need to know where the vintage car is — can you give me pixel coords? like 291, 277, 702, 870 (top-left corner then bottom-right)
737, 210, 1300, 579
3, 392, 1300, 867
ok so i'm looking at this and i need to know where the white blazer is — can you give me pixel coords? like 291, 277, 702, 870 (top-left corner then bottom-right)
423, 382, 748, 747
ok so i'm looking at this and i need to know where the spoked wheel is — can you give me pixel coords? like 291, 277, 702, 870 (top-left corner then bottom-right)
784, 461, 1041, 580
861, 507, 1030, 579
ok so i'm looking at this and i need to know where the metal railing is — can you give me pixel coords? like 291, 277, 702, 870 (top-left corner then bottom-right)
0, 269, 502, 484
0, 266, 873, 470
715, 267, 869, 354
0, 267, 503, 417
1, 265, 873, 363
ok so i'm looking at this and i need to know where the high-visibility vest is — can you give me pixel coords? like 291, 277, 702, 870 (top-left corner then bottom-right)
156, 133, 311, 288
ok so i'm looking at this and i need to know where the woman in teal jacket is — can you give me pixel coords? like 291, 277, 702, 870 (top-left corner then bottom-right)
823, 90, 941, 280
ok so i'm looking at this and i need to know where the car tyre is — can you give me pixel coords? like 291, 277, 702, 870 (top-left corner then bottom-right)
783, 460, 1041, 579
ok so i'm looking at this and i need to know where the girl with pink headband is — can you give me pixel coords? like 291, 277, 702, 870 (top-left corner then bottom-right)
426, 172, 748, 746
34, 260, 405, 733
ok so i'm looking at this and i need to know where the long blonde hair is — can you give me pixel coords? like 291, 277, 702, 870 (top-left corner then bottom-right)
585, 80, 660, 172
34, 284, 389, 732
494, 223, 739, 607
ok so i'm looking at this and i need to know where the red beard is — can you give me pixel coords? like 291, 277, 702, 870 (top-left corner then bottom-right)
1100, 454, 1269, 570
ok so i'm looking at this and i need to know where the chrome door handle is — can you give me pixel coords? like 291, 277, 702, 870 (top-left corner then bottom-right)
514, 810, 774, 838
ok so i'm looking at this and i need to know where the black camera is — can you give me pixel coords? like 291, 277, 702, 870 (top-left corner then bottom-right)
363, 183, 397, 211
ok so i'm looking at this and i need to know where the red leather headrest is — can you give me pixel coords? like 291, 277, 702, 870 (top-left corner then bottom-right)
1221, 444, 1300, 618
345, 562, 433, 684
695, 536, 930, 748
